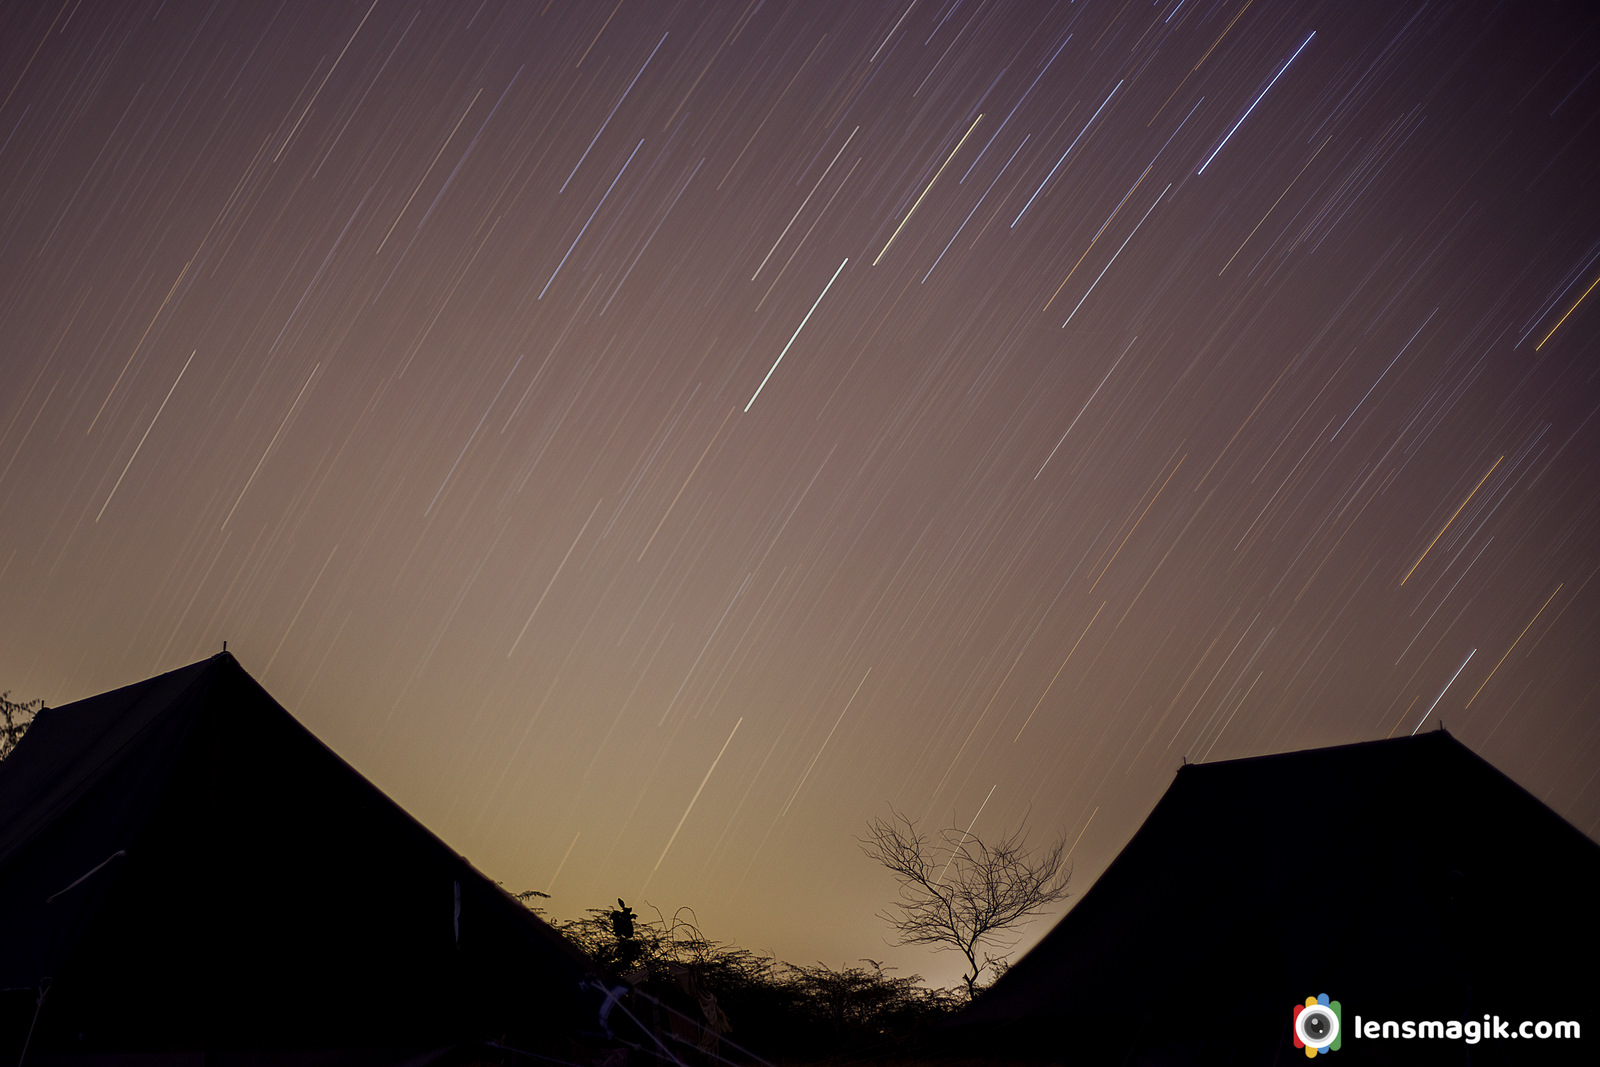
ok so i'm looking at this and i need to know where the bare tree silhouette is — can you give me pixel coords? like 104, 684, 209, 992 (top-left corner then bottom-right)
862, 808, 1070, 999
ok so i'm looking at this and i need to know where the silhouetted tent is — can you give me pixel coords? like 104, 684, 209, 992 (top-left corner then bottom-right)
0, 652, 603, 1065
945, 731, 1599, 1066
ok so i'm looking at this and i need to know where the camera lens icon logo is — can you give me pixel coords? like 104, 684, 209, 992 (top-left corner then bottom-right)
1293, 994, 1341, 1057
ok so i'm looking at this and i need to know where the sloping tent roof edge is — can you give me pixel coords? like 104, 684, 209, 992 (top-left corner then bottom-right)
0, 653, 601, 1060
944, 730, 1600, 1062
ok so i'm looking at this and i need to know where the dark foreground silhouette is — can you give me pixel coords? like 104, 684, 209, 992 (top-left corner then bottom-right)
4, 655, 1593, 1066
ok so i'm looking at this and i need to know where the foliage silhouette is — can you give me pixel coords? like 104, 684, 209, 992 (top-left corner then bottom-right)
528, 896, 958, 1062
1, 691, 42, 762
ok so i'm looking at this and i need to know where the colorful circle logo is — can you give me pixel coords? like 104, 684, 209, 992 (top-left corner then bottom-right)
1293, 994, 1342, 1056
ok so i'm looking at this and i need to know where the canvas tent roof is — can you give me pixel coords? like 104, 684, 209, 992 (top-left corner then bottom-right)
947, 730, 1599, 1066
0, 652, 601, 1065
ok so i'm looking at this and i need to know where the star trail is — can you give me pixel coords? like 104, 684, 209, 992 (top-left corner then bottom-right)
2, 0, 1598, 983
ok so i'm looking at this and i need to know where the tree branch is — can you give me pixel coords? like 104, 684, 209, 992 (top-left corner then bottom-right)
861, 807, 1070, 997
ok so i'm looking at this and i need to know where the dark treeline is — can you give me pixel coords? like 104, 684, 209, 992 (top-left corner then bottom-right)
527, 894, 964, 1063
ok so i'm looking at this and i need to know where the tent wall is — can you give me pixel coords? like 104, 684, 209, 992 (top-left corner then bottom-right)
1, 655, 597, 1063
947, 733, 1600, 1065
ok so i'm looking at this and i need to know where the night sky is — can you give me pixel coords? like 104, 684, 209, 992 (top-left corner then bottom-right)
3, 0, 1598, 984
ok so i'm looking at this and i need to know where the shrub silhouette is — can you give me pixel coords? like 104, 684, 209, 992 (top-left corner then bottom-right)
534, 896, 957, 1061
1, 691, 42, 762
